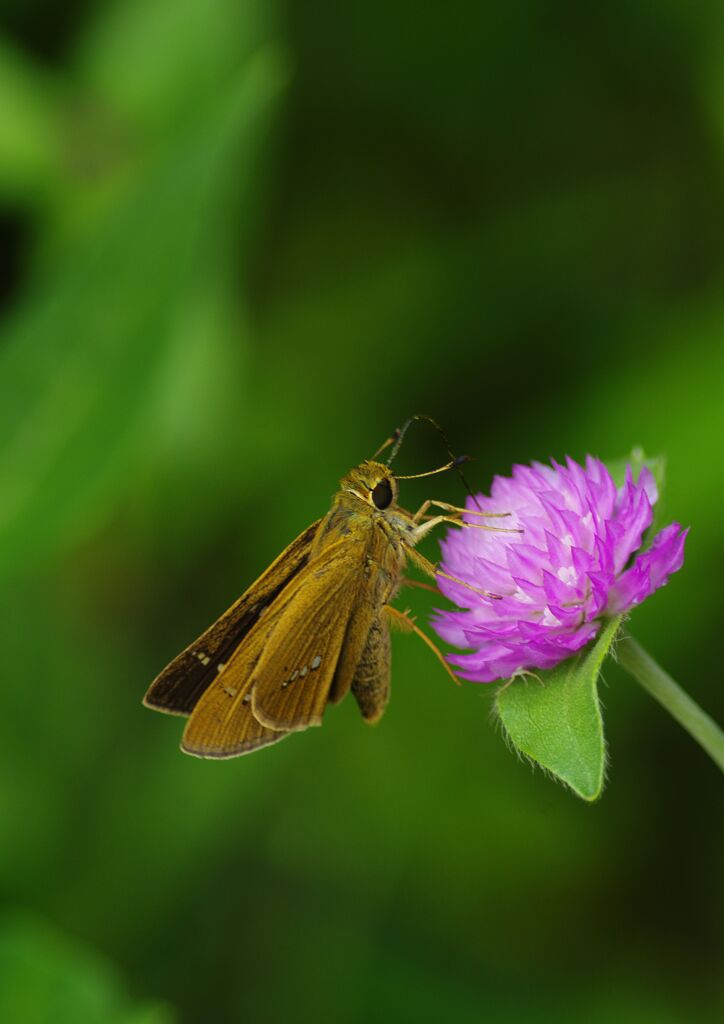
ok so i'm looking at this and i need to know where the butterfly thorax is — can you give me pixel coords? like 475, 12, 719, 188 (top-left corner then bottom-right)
308, 462, 418, 610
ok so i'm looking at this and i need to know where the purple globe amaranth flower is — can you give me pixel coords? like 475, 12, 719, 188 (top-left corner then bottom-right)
433, 456, 688, 683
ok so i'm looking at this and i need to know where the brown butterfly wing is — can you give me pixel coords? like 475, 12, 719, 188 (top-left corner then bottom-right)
144, 520, 321, 716
182, 540, 364, 753
327, 520, 396, 706
325, 598, 375, 706
181, 596, 293, 758
250, 541, 367, 732
252, 511, 405, 731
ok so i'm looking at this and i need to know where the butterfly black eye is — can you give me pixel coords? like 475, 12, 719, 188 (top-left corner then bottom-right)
371, 478, 393, 510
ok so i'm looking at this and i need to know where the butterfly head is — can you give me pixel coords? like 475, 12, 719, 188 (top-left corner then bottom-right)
342, 461, 399, 512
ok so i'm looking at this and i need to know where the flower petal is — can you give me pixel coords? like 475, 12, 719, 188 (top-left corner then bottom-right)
607, 524, 688, 614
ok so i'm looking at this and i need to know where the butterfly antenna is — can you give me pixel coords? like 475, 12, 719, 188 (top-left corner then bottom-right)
386, 414, 482, 511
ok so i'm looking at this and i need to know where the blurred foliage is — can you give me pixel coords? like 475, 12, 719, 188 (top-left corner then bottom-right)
0, 0, 722, 1022
0, 912, 171, 1024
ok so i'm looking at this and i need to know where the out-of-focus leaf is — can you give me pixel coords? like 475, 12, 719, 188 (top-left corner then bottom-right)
0, 911, 173, 1024
0, 47, 287, 578
496, 616, 622, 801
74, 0, 276, 135
0, 37, 62, 202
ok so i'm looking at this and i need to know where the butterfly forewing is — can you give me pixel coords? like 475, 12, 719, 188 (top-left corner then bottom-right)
251, 543, 367, 731
144, 520, 321, 715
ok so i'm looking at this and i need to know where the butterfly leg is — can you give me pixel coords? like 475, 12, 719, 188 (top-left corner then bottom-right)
411, 499, 513, 526
399, 577, 438, 593
383, 605, 460, 686
405, 544, 503, 600
407, 514, 518, 551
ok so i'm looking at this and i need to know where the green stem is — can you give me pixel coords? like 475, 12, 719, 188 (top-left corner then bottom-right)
618, 635, 724, 772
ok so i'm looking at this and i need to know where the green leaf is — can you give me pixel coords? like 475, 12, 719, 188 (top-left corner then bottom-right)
0, 910, 173, 1024
74, 0, 275, 136
495, 616, 623, 801
0, 38, 63, 202
0, 47, 286, 578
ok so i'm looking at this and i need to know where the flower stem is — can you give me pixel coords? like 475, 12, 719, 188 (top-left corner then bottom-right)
618, 635, 724, 772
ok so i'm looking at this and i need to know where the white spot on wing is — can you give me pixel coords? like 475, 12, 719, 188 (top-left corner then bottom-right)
311, 655, 322, 670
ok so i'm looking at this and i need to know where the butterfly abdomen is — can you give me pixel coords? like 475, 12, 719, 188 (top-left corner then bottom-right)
351, 617, 391, 723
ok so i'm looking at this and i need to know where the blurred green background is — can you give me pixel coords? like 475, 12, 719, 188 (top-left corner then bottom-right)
0, 1, 722, 1021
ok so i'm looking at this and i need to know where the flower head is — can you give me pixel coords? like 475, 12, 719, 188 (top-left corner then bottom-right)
433, 456, 687, 682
